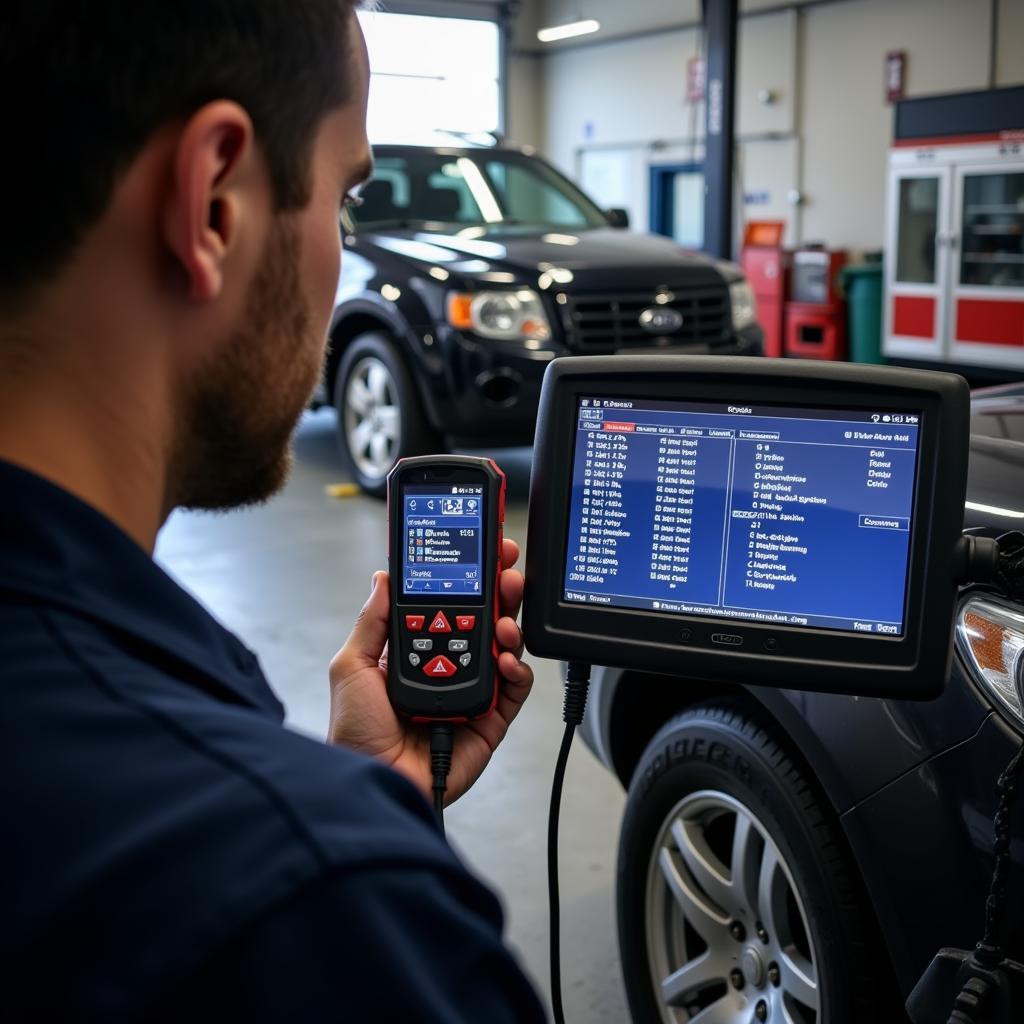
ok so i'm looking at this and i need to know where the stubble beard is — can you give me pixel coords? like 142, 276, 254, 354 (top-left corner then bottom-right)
169, 217, 325, 512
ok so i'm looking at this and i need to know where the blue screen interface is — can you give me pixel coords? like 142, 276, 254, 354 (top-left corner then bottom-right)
402, 485, 484, 598
563, 397, 922, 635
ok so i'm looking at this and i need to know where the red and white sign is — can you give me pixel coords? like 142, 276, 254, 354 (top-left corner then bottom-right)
886, 51, 906, 104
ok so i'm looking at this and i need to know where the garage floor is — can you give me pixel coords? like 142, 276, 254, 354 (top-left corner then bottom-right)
155, 409, 631, 1021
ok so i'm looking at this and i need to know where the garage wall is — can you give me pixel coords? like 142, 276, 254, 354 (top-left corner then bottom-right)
525, 0, 1021, 255
534, 6, 800, 247
799, 0, 991, 249
995, 0, 1024, 86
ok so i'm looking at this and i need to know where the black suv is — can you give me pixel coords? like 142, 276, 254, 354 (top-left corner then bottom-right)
323, 144, 763, 494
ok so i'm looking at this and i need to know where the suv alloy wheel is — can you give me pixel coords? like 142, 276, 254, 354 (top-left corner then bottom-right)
617, 705, 893, 1023
334, 331, 441, 496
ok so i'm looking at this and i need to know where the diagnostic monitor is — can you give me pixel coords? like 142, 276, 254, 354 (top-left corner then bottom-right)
524, 356, 971, 699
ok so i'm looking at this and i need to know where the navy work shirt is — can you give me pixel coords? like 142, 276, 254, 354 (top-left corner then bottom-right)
0, 461, 546, 1021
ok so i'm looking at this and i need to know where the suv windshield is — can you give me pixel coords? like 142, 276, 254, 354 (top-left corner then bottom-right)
353, 149, 610, 231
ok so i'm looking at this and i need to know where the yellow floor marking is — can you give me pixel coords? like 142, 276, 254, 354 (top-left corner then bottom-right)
325, 483, 361, 499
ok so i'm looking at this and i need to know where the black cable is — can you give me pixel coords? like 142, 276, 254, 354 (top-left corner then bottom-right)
932, 742, 1024, 1024
978, 740, 1024, 965
548, 721, 575, 1024
548, 661, 591, 1024
430, 723, 453, 837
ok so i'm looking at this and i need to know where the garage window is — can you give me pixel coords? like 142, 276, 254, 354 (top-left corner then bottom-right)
358, 10, 500, 143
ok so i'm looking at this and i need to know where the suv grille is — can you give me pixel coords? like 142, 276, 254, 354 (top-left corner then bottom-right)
560, 286, 731, 351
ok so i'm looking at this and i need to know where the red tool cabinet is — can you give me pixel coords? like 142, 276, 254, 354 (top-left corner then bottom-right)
741, 221, 789, 358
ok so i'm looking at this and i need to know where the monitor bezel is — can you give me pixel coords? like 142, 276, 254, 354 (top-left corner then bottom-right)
524, 356, 971, 700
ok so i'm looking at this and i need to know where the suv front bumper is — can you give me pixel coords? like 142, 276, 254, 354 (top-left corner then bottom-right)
414, 323, 764, 446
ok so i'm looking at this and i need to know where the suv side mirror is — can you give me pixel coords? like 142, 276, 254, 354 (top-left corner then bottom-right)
605, 208, 630, 229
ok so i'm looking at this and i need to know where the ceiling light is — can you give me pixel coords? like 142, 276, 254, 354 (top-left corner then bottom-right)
537, 19, 600, 43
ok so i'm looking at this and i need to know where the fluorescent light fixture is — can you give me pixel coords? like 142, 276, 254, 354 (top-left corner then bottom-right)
537, 19, 600, 43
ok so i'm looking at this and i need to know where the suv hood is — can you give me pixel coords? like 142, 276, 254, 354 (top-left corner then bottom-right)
360, 227, 728, 288
970, 383, 1024, 444
966, 384, 1024, 530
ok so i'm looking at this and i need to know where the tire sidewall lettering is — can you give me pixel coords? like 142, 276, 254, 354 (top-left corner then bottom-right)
636, 731, 758, 802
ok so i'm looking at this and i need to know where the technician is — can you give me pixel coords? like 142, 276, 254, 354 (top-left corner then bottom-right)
0, 2, 545, 1019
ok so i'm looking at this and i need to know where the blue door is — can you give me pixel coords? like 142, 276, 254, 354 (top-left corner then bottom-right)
650, 163, 705, 250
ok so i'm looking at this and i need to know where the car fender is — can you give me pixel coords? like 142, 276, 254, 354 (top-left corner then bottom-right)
588, 657, 991, 816
327, 292, 447, 429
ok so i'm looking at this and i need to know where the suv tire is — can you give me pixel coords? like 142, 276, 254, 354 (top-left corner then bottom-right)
618, 704, 894, 1024
334, 332, 442, 496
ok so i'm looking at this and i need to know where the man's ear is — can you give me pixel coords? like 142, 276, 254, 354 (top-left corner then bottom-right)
162, 101, 258, 303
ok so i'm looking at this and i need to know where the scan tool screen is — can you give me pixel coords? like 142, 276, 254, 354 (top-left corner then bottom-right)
563, 397, 922, 636
402, 485, 485, 599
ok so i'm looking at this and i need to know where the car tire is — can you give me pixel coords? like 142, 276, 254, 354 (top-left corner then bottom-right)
617, 704, 894, 1024
334, 332, 442, 497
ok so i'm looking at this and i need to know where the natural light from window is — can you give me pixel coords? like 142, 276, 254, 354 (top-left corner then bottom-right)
357, 11, 500, 144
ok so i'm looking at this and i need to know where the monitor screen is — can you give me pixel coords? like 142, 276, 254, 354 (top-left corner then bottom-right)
402, 485, 485, 598
563, 397, 922, 636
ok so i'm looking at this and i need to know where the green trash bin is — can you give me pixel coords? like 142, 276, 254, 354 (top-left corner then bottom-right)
842, 261, 884, 365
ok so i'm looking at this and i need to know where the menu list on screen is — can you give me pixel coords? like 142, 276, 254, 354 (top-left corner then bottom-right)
402, 485, 485, 597
563, 398, 921, 635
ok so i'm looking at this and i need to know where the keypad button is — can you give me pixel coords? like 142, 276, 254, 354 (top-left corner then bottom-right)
448, 639, 469, 653
456, 615, 476, 631
423, 655, 457, 678
458, 653, 472, 668
405, 615, 426, 632
428, 612, 452, 633
412, 638, 434, 652
408, 652, 421, 667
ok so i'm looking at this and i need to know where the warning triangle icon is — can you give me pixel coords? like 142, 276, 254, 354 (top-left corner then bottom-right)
428, 612, 452, 633
433, 661, 447, 673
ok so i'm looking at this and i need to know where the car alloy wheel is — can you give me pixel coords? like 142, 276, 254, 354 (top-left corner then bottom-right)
645, 790, 819, 1024
344, 355, 401, 481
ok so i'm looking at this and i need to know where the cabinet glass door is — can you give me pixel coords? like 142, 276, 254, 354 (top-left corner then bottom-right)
895, 176, 941, 285
951, 164, 1024, 367
884, 169, 950, 358
958, 170, 1024, 289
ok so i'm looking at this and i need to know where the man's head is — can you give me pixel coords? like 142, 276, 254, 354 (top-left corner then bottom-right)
0, 1, 372, 517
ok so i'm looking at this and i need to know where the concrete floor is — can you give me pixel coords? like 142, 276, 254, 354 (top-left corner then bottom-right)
155, 408, 631, 1022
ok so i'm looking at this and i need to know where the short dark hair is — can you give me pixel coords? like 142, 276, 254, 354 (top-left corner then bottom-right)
0, 1, 357, 309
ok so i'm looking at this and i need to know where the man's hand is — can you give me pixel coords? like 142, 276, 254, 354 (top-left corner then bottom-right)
328, 539, 534, 806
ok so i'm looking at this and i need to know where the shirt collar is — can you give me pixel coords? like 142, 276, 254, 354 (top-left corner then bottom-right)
0, 460, 284, 719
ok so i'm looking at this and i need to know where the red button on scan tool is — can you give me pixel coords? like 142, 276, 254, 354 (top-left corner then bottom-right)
405, 615, 426, 632
456, 615, 476, 631
422, 655, 457, 678
428, 612, 452, 633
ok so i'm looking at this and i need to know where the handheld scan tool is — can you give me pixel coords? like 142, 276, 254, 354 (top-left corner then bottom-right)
387, 455, 505, 721
524, 356, 973, 700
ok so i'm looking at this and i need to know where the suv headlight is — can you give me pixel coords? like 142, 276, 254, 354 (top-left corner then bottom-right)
955, 595, 1024, 726
729, 280, 758, 330
447, 289, 552, 342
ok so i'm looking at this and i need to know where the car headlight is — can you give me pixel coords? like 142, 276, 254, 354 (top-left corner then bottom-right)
446, 289, 552, 342
729, 279, 758, 330
955, 595, 1024, 726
